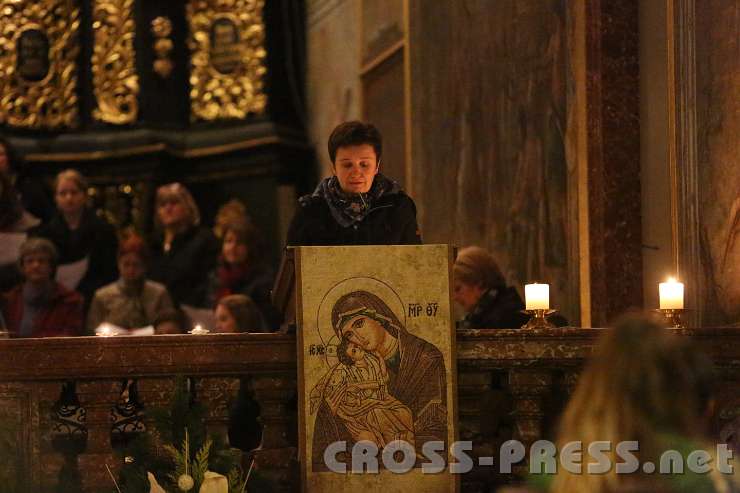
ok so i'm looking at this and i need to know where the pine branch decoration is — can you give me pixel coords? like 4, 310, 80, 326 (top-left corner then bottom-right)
192, 438, 212, 487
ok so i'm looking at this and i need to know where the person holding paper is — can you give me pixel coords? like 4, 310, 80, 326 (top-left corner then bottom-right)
29, 169, 118, 307
286, 121, 422, 246
1, 238, 83, 337
0, 170, 40, 292
87, 232, 174, 333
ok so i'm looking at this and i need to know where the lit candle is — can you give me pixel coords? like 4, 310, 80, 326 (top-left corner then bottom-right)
659, 278, 684, 309
525, 283, 550, 310
95, 323, 118, 337
189, 324, 210, 335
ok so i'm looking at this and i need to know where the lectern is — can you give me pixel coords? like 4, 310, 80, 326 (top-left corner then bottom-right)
274, 245, 459, 493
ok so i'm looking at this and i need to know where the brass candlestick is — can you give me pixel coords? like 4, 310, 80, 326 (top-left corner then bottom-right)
521, 309, 558, 330
657, 308, 685, 329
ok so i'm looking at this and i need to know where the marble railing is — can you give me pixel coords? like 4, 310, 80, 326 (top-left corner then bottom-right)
0, 328, 738, 492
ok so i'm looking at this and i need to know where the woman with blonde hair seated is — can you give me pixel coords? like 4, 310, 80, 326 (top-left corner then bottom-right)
540, 313, 736, 493
149, 183, 218, 309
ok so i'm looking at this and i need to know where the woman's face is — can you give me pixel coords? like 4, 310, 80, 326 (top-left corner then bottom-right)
55, 178, 86, 216
333, 144, 379, 194
453, 280, 485, 312
339, 314, 386, 352
118, 252, 145, 283
215, 303, 238, 333
157, 195, 188, 228
22, 252, 53, 284
222, 230, 248, 264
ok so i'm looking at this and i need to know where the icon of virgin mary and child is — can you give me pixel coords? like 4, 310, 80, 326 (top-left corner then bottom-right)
310, 290, 447, 471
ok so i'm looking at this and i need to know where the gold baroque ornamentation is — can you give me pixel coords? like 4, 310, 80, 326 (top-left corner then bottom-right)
186, 0, 268, 122
151, 16, 174, 78
92, 0, 138, 124
0, 0, 80, 129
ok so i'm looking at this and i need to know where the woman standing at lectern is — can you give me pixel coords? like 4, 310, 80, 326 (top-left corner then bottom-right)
286, 121, 422, 246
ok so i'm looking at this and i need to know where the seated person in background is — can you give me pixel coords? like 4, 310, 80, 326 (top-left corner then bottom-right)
0, 169, 40, 233
29, 169, 118, 307
149, 183, 218, 309
153, 309, 191, 335
1, 238, 83, 337
208, 220, 279, 329
87, 232, 174, 333
212, 198, 249, 240
0, 138, 54, 223
453, 246, 528, 329
541, 312, 732, 493
0, 170, 39, 292
286, 121, 422, 246
214, 294, 265, 333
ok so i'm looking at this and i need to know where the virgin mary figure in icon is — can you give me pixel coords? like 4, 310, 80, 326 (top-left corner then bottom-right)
310, 290, 447, 471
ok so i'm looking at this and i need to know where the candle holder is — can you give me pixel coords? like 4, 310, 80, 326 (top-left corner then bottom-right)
521, 309, 558, 330
656, 308, 686, 329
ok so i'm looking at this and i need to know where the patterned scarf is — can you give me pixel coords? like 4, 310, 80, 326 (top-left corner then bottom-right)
313, 173, 402, 228
215, 257, 250, 301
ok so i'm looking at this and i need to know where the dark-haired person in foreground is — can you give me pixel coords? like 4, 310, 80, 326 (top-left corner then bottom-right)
286, 121, 421, 246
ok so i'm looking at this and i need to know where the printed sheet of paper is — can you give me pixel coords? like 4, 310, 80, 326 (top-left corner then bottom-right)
56, 256, 89, 290
295, 245, 458, 493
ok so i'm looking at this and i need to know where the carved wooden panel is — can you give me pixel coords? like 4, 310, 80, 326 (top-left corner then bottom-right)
186, 0, 268, 122
91, 0, 139, 124
0, 0, 80, 129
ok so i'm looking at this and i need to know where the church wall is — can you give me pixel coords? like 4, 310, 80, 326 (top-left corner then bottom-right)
407, 0, 576, 323
306, 0, 362, 177
695, 0, 740, 325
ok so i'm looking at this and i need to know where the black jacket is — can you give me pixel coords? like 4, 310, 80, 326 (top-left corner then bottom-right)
459, 286, 529, 330
29, 208, 118, 306
149, 226, 219, 308
286, 192, 422, 246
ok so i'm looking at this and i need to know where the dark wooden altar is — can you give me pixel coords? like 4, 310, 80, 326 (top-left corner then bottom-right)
1, 328, 738, 492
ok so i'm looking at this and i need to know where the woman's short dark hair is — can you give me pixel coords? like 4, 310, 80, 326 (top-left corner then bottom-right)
327, 121, 383, 164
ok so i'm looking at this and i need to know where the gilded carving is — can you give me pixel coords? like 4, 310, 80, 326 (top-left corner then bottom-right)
151, 16, 174, 78
187, 0, 268, 122
92, 0, 138, 124
0, 0, 80, 129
